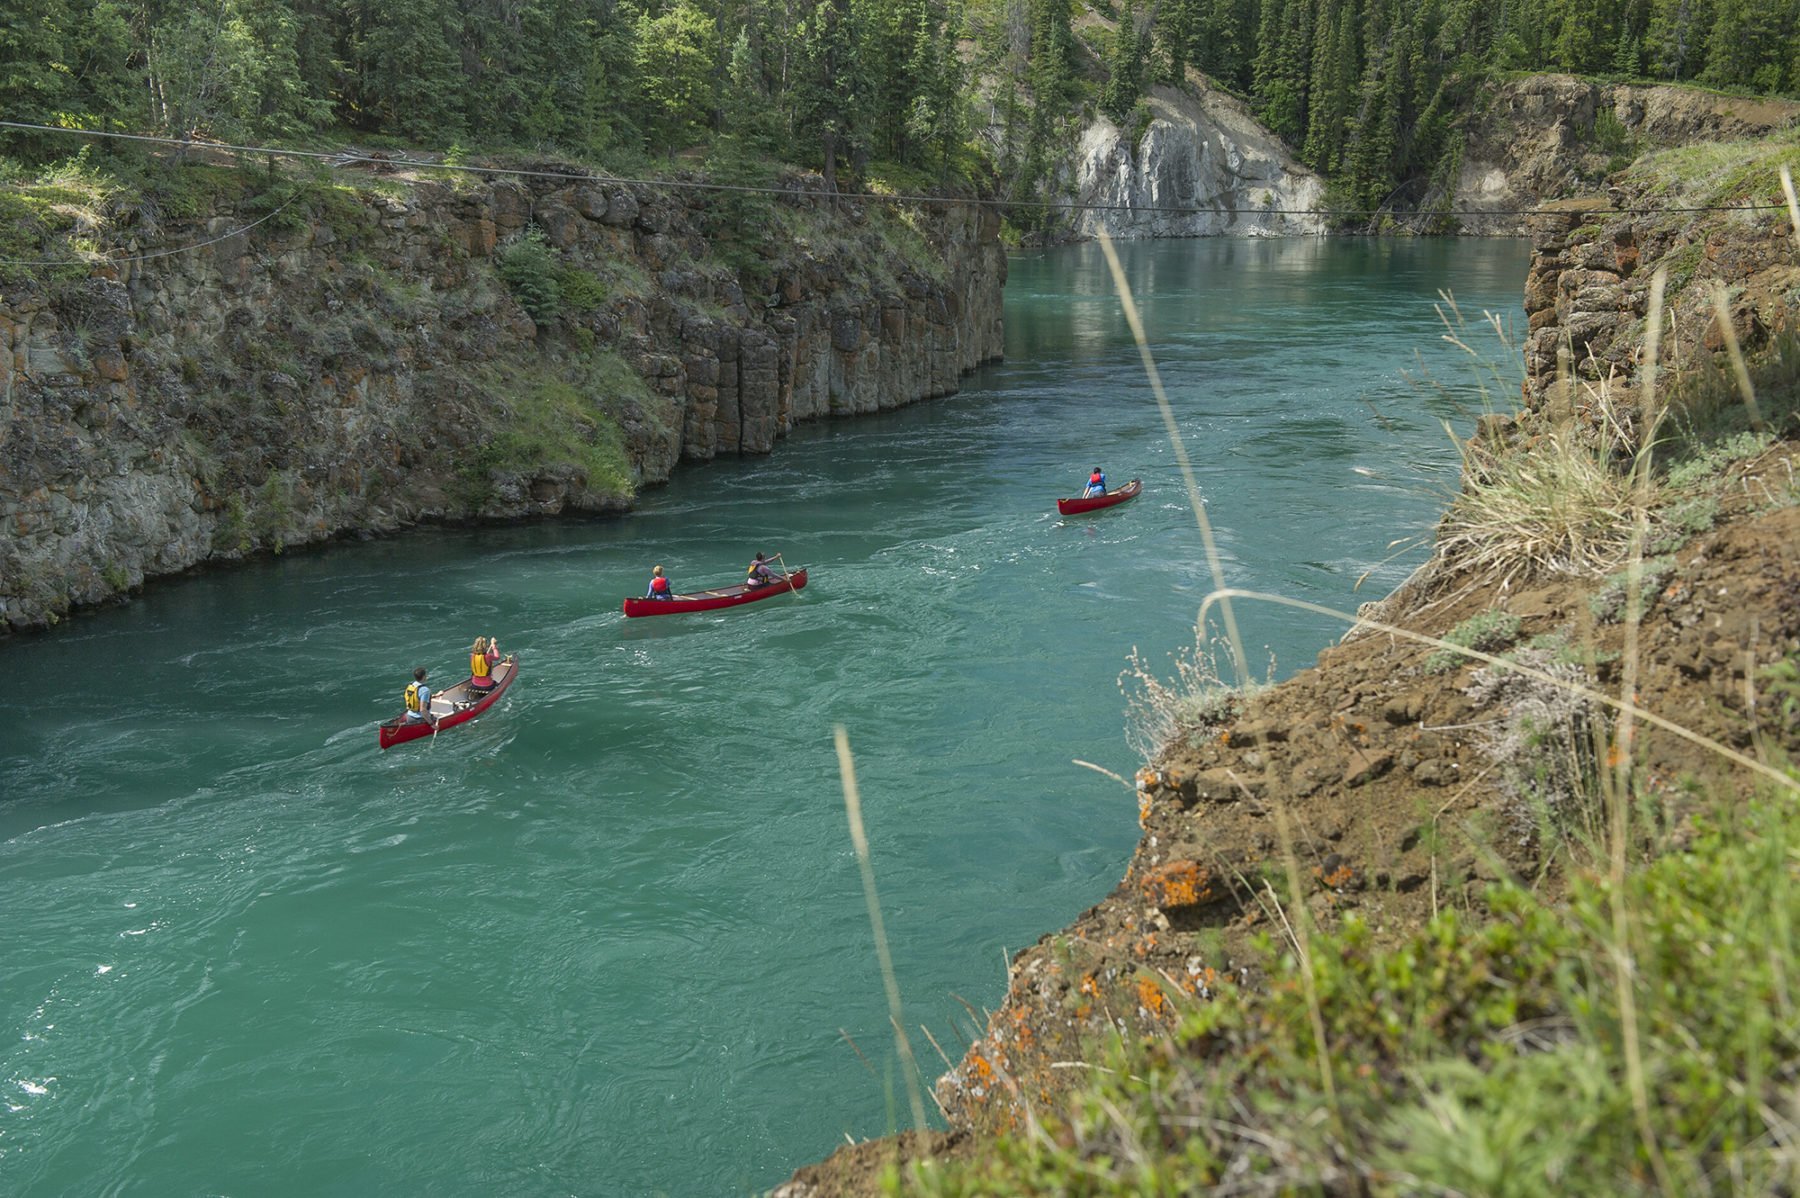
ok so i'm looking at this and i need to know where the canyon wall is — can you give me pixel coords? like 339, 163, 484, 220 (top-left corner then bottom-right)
0, 170, 1006, 630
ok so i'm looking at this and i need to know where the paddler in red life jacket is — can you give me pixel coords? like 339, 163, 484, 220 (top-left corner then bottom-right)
646, 565, 673, 600
469, 636, 496, 692
1084, 467, 1107, 497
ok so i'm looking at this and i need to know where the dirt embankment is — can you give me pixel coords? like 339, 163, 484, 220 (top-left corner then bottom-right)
776, 125, 1800, 1198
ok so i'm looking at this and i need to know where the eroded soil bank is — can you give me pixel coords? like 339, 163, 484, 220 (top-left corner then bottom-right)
776, 128, 1800, 1197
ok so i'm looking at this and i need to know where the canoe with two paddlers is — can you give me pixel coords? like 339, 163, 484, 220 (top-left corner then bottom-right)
1057, 478, 1142, 515
377, 653, 519, 749
622, 567, 808, 617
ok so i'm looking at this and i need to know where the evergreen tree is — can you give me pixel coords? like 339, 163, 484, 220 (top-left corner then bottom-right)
1646, 0, 1716, 80
0, 0, 139, 153
341, 0, 465, 137
1253, 0, 1314, 145
1156, 0, 1200, 84
793, 0, 861, 189
905, 0, 969, 175
1701, 0, 1796, 91
1197, 0, 1254, 90
140, 0, 322, 142
634, 0, 718, 151
1301, 0, 1359, 173
1099, 2, 1153, 126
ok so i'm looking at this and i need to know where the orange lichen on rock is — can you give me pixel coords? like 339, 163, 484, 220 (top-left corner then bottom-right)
1135, 975, 1169, 1019
1314, 860, 1356, 890
1140, 859, 1216, 911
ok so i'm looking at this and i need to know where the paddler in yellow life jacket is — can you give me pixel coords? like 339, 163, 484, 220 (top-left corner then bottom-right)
404, 667, 435, 725
469, 636, 496, 693
744, 551, 776, 588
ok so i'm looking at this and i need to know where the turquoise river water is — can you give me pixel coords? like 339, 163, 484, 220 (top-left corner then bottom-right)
0, 237, 1528, 1196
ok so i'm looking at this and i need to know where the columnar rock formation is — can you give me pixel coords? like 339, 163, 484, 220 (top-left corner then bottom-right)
0, 172, 1006, 630
1520, 196, 1799, 424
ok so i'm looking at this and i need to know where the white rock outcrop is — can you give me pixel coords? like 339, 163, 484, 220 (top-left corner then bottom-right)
1072, 83, 1326, 239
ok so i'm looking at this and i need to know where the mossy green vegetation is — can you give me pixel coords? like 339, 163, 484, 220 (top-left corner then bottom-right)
454, 352, 645, 506
904, 789, 1800, 1196
1627, 126, 1800, 212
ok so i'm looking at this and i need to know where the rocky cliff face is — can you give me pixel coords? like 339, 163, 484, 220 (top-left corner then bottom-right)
1521, 194, 1800, 424
1452, 76, 1800, 235
1071, 83, 1326, 239
0, 171, 1005, 630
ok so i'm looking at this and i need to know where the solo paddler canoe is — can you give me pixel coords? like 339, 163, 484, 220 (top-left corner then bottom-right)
1057, 478, 1142, 515
622, 568, 808, 617
377, 653, 519, 749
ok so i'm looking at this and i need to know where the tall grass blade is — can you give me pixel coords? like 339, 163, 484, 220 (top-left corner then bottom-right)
834, 725, 930, 1137
1782, 166, 1800, 253
1094, 229, 1251, 689
1615, 267, 1676, 1195
1710, 282, 1765, 431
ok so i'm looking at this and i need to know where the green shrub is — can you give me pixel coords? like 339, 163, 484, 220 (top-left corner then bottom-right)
1424, 608, 1523, 673
910, 792, 1800, 1197
555, 266, 608, 312
496, 226, 561, 325
454, 353, 644, 506
1665, 429, 1774, 489
1646, 494, 1718, 555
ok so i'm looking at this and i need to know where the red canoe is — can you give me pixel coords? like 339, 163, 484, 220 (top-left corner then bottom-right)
377, 654, 519, 749
622, 568, 808, 617
1057, 479, 1142, 515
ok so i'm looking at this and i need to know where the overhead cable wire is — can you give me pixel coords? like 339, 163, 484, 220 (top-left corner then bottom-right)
1, 118, 1792, 232
0, 190, 306, 267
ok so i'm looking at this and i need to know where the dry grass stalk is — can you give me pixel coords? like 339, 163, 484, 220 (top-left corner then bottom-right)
1095, 228, 1252, 690
1708, 282, 1765, 431
1614, 266, 1676, 1195
834, 725, 930, 1137
1782, 166, 1800, 253
1268, 803, 1343, 1140
1434, 419, 1638, 584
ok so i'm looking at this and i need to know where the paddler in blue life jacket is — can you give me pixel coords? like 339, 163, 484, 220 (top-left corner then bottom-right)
404, 667, 435, 725
744, 552, 776, 588
646, 565, 673, 599
1084, 467, 1107, 497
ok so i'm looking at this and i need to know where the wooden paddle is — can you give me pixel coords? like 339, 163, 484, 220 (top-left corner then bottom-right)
773, 552, 803, 602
